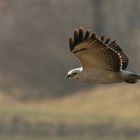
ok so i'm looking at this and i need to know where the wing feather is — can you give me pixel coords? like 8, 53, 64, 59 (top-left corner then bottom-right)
69, 28, 129, 71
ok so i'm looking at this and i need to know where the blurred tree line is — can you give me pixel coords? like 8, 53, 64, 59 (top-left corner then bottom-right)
0, 0, 139, 99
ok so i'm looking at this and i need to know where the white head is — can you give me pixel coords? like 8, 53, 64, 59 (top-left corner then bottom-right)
67, 67, 83, 81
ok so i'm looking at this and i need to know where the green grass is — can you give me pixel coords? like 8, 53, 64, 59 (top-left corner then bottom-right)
0, 83, 140, 127
0, 133, 139, 140
0, 84, 140, 139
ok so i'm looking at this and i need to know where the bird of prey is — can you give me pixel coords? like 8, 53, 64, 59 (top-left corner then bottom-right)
67, 27, 140, 84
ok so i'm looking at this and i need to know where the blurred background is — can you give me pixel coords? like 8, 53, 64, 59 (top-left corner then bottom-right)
0, 0, 140, 140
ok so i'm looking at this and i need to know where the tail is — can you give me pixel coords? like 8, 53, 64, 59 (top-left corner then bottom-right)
121, 71, 140, 84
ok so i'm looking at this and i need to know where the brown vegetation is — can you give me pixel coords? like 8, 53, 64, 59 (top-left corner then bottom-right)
0, 84, 140, 139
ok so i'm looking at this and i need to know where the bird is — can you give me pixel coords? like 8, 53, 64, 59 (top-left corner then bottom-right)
67, 27, 140, 84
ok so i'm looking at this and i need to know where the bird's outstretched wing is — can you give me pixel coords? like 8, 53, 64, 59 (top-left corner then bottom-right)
69, 27, 129, 71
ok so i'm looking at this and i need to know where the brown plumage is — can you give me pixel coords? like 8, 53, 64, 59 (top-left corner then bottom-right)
69, 27, 129, 72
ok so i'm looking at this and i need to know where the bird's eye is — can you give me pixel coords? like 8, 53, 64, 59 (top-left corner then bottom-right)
73, 72, 77, 75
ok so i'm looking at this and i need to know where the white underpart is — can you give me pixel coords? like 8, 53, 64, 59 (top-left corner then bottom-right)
78, 67, 122, 84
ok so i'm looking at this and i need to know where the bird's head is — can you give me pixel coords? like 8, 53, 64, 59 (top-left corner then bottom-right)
67, 68, 82, 80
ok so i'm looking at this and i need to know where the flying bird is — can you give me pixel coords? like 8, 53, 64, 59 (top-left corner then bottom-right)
67, 27, 140, 84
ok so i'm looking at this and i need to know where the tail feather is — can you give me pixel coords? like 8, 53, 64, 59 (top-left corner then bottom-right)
121, 71, 140, 84
131, 73, 140, 79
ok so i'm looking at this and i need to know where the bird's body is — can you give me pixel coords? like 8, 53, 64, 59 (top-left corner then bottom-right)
67, 27, 140, 84
68, 67, 137, 84
78, 67, 122, 84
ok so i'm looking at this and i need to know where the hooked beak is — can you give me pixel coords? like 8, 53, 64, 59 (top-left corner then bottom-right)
67, 74, 71, 79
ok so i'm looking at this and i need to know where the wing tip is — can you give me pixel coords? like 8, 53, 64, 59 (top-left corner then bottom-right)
69, 36, 74, 51
69, 27, 91, 51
